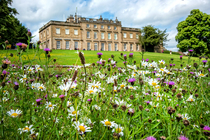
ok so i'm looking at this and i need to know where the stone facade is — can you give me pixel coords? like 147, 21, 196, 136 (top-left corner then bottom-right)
39, 14, 142, 51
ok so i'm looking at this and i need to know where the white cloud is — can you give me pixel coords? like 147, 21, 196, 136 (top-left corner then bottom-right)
12, 0, 210, 51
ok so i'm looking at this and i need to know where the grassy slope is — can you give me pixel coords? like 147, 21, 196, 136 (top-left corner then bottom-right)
0, 49, 203, 67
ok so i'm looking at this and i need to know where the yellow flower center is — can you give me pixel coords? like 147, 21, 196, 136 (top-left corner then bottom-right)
199, 74, 204, 76
133, 74, 136, 76
3, 90, 6, 93
184, 117, 187, 120
116, 128, 122, 133
129, 86, 133, 89
89, 90, 94, 94
39, 86, 43, 89
114, 90, 117, 92
105, 121, 111, 126
32, 86, 35, 88
49, 104, 52, 107
11, 113, 18, 117
161, 62, 163, 64
69, 103, 72, 105
95, 85, 99, 88
152, 82, 157, 86
189, 98, 193, 102
72, 111, 76, 114
23, 78, 27, 80
167, 72, 171, 74
120, 85, 125, 88
79, 126, 85, 132
160, 68, 164, 71
23, 127, 30, 131
29, 69, 32, 71
37, 68, 40, 70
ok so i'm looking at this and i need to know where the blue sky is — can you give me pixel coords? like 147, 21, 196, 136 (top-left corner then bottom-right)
11, 0, 210, 52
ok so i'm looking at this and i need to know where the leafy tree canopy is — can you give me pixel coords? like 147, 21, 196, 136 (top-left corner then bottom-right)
0, 0, 28, 48
139, 25, 169, 52
175, 9, 210, 56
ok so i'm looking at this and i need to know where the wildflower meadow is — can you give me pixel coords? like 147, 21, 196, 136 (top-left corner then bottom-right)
0, 39, 210, 140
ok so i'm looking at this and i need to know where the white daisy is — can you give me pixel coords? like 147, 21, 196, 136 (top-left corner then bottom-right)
18, 125, 34, 134
101, 119, 116, 128
73, 121, 91, 135
7, 109, 22, 118
112, 124, 124, 136
186, 95, 195, 102
45, 102, 56, 111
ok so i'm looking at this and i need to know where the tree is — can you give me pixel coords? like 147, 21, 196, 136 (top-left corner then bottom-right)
139, 25, 169, 52
0, 0, 28, 49
175, 9, 210, 56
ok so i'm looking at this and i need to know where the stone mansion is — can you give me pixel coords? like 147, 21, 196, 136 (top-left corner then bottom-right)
39, 14, 163, 52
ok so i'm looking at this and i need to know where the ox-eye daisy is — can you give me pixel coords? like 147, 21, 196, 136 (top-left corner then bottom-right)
7, 109, 22, 118
18, 125, 34, 134
112, 124, 124, 136
73, 121, 91, 135
101, 119, 116, 128
67, 106, 79, 117
45, 102, 56, 111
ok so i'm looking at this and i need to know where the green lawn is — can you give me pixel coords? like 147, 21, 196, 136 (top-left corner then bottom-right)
0, 49, 204, 67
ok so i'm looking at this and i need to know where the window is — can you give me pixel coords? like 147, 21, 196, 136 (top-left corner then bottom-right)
124, 43, 127, 50
108, 43, 111, 51
87, 42, 90, 50
115, 43, 117, 51
108, 26, 111, 29
86, 24, 90, 28
66, 41, 69, 49
94, 43, 98, 50
114, 34, 117, 40
41, 33, 42, 39
75, 42, 78, 49
123, 33, 127, 38
65, 29, 69, 35
136, 34, 139, 39
94, 32, 97, 39
101, 25, 104, 29
44, 32, 45, 37
130, 44, 133, 50
87, 31, 90, 38
56, 28, 60, 34
130, 33, 133, 38
136, 44, 139, 51
101, 43, 105, 51
74, 29, 78, 35
114, 26, 117, 30
94, 25, 97, 28
56, 41, 60, 49
108, 33, 111, 39
101, 33, 104, 39
47, 29, 49, 35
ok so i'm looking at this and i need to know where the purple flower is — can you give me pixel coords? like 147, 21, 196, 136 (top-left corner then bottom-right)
173, 64, 175, 66
16, 42, 22, 46
45, 94, 48, 98
124, 54, 127, 57
44, 48, 51, 51
87, 98, 91, 102
180, 55, 183, 58
97, 52, 103, 56
128, 78, 136, 83
55, 75, 59, 78
170, 64, 172, 67
202, 60, 207, 63
118, 68, 121, 70
14, 82, 19, 85
190, 72, 194, 74
2, 70, 7, 75
157, 78, 160, 80
142, 59, 144, 61
145, 59, 149, 62
146, 136, 156, 140
165, 81, 175, 85
146, 101, 150, 104
108, 58, 111, 61
8, 81, 11, 83
113, 65, 116, 68
152, 71, 157, 73
123, 61, 127, 64
188, 49, 193, 52
97, 61, 102, 64
178, 135, 189, 140
145, 93, 149, 95
129, 53, 133, 56
12, 64, 15, 67
209, 69, 210, 72
36, 98, 42, 102
203, 126, 210, 131
59, 95, 65, 98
